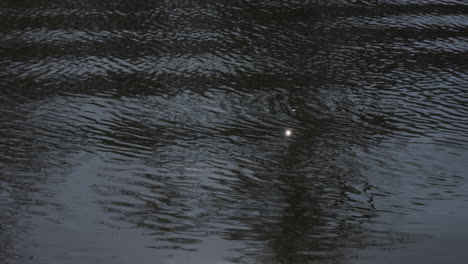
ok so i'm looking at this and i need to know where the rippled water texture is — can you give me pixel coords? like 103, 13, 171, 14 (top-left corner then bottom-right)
1, 0, 468, 263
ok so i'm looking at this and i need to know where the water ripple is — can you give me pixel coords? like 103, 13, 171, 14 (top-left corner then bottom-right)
1, 0, 468, 263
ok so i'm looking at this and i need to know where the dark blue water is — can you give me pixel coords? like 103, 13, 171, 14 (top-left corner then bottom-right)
1, 1, 468, 263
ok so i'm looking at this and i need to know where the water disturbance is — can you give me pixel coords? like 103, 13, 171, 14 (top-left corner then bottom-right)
1, 0, 468, 263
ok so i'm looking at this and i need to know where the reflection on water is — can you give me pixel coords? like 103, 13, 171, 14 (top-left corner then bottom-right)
1, 0, 468, 263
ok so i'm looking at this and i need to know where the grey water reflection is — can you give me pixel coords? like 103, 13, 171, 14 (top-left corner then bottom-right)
1, 0, 468, 263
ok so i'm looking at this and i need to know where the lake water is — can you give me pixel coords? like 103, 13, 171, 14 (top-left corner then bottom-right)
1, 1, 467, 263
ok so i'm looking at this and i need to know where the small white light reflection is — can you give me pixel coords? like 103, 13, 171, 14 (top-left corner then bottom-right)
285, 129, 292, 137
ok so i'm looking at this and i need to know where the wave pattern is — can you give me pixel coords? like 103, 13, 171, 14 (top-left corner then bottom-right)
1, 0, 467, 263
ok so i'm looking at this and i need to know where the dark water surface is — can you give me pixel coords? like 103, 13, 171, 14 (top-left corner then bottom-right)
1, 0, 468, 263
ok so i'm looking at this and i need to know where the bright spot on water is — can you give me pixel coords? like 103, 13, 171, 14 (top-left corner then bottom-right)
285, 129, 292, 137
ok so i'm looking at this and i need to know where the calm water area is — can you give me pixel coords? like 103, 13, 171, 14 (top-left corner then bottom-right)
1, 0, 468, 263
